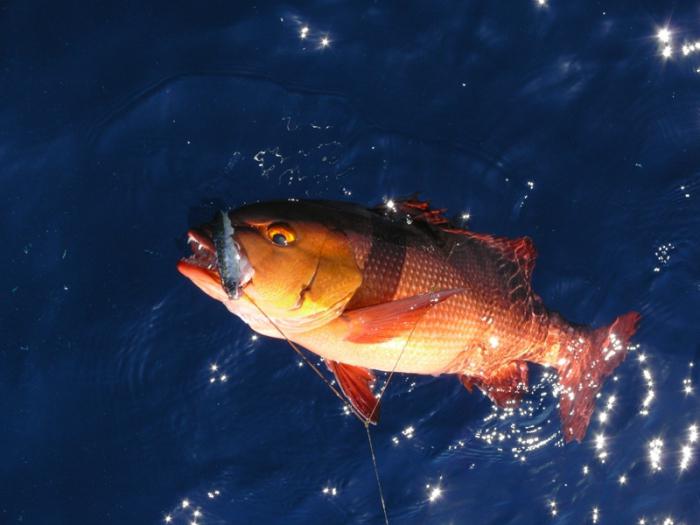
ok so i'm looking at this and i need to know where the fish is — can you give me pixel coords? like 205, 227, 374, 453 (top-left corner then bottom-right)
177, 198, 640, 442
212, 210, 251, 300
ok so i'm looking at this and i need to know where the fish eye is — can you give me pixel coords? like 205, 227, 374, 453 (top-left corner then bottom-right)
266, 223, 296, 247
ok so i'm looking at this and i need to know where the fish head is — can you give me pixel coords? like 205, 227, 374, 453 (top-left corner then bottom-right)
178, 201, 363, 332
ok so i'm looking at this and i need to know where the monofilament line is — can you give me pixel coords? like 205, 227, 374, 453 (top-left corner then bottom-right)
246, 295, 421, 525
365, 421, 389, 525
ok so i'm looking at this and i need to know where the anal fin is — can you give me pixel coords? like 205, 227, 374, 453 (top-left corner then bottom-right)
326, 360, 380, 424
460, 361, 529, 407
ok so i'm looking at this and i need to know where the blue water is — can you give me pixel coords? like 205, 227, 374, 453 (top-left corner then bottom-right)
3, 1, 700, 524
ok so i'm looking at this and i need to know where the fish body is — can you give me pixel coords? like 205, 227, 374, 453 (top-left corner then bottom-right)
178, 198, 639, 442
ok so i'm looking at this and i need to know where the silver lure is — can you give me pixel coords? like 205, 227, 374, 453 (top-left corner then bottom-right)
214, 210, 245, 300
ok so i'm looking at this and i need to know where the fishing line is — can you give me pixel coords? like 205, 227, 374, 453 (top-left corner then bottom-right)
245, 293, 424, 525
365, 421, 389, 524
239, 233, 452, 523
368, 321, 419, 422
246, 296, 351, 412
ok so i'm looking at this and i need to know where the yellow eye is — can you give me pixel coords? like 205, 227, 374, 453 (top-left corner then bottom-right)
266, 223, 296, 247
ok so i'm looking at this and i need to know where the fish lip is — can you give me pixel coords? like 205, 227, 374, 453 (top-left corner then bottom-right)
179, 227, 253, 293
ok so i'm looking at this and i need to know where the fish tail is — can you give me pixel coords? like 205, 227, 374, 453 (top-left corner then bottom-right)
549, 311, 640, 443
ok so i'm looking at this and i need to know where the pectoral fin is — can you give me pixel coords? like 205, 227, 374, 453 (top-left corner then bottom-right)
326, 360, 380, 424
341, 288, 464, 344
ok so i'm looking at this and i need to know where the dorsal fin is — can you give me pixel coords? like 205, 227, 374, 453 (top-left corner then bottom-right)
462, 233, 537, 283
374, 197, 537, 282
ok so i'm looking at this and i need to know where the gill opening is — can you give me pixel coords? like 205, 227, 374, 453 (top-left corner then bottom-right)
245, 292, 419, 525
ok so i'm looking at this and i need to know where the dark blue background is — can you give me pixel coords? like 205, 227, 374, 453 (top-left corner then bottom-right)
2, 1, 699, 524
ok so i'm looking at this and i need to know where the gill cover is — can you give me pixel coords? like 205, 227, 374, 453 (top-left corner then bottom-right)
233, 213, 363, 331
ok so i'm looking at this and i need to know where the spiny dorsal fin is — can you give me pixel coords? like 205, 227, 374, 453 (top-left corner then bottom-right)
374, 197, 537, 282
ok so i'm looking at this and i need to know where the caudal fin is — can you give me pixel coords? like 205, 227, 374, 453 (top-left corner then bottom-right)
557, 311, 640, 443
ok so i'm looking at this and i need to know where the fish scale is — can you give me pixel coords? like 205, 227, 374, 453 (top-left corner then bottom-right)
302, 238, 542, 376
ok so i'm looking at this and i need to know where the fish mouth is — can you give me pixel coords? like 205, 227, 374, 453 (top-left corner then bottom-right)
177, 227, 253, 300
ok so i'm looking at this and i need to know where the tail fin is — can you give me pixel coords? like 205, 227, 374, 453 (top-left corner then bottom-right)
557, 311, 640, 443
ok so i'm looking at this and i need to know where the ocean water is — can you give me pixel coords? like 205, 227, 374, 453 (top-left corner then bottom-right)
2, 1, 700, 524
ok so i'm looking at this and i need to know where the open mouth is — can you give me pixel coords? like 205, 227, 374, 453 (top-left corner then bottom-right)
178, 226, 253, 299
182, 229, 217, 271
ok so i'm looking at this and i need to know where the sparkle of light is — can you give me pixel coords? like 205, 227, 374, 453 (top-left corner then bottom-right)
679, 444, 693, 471
648, 437, 664, 471
320, 36, 330, 48
300, 26, 309, 39
428, 486, 443, 502
657, 28, 671, 44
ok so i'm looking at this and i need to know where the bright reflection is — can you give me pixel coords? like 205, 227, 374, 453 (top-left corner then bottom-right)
682, 377, 693, 395
648, 438, 664, 471
322, 486, 338, 496
428, 486, 442, 502
639, 360, 656, 416
300, 26, 309, 39
594, 433, 608, 462
425, 479, 444, 502
680, 444, 693, 471
657, 28, 671, 44
320, 36, 330, 48
679, 424, 698, 471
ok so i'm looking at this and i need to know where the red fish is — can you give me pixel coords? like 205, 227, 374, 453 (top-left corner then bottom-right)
178, 198, 639, 442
